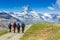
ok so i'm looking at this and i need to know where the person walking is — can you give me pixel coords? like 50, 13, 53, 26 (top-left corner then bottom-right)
8, 23, 12, 32
17, 23, 20, 33
21, 22, 25, 33
13, 22, 16, 33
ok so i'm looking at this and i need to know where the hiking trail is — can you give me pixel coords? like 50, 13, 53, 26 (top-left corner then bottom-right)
0, 25, 32, 40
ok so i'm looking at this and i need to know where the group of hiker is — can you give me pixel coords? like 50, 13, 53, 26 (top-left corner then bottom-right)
8, 22, 25, 33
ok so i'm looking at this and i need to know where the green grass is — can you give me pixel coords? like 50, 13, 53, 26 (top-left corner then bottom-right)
0, 28, 8, 36
0, 31, 8, 36
20, 22, 60, 40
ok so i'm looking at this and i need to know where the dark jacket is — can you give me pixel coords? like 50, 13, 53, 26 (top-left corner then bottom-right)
22, 23, 25, 27
8, 23, 12, 28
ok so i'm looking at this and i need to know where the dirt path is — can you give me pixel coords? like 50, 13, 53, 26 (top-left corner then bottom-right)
0, 25, 32, 40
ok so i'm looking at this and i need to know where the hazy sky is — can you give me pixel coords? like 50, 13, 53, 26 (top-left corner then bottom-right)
0, 0, 60, 13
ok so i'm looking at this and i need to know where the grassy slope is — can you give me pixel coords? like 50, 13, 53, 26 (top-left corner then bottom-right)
21, 22, 60, 40
0, 28, 8, 36
0, 31, 8, 36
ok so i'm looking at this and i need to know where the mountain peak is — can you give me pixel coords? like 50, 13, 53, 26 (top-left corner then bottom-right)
23, 5, 32, 13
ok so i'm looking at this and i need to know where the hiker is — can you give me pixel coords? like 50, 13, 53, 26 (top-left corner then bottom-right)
17, 23, 20, 33
21, 22, 25, 33
13, 22, 16, 33
8, 23, 12, 32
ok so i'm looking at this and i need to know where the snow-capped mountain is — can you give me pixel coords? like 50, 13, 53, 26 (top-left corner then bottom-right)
0, 6, 60, 24
10, 6, 44, 24
0, 12, 22, 27
40, 13, 60, 23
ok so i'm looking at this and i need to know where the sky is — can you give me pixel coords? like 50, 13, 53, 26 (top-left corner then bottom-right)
0, 0, 60, 13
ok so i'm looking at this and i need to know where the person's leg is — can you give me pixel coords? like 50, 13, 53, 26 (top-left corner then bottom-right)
22, 27, 24, 33
10, 27, 11, 32
9, 27, 11, 32
18, 28, 19, 33
14, 28, 15, 33
14, 27, 16, 33
18, 27, 20, 33
10, 28, 11, 32
9, 28, 10, 32
22, 27, 23, 33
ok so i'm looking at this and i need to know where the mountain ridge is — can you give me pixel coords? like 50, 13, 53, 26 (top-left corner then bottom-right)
0, 6, 60, 24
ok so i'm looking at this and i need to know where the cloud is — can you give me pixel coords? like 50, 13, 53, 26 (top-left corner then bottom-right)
48, 0, 60, 10
48, 6, 55, 10
56, 0, 60, 8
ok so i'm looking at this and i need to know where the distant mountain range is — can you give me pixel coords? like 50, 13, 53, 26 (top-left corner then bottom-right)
0, 6, 60, 26
0, 12, 22, 27
40, 13, 60, 23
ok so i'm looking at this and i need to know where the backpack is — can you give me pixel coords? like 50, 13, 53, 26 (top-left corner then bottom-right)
17, 24, 20, 27
8, 23, 11, 27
